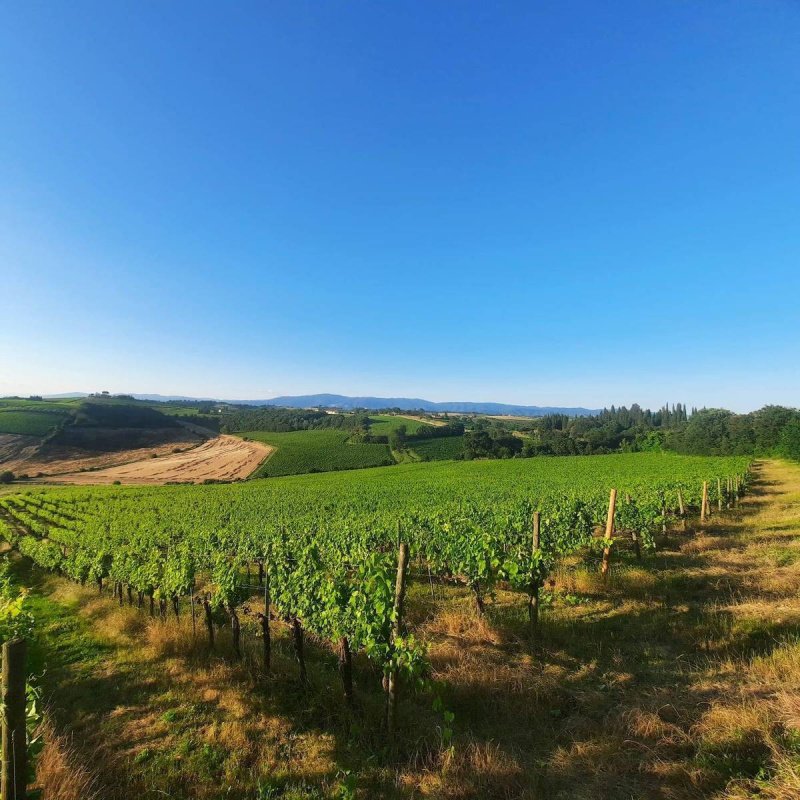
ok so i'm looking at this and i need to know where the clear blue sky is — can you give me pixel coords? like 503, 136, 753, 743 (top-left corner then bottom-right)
2, 1, 798, 411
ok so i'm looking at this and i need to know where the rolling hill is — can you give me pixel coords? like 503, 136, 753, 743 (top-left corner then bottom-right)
123, 393, 600, 416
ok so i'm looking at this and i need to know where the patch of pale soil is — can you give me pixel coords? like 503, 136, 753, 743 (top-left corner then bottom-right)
398, 414, 445, 427
46, 435, 272, 485
0, 433, 41, 469
7, 436, 201, 477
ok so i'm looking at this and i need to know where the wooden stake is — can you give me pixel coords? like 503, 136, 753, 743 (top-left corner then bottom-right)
529, 511, 541, 636
601, 489, 617, 580
338, 636, 354, 708
258, 572, 271, 672
631, 529, 642, 560
229, 605, 241, 660
701, 481, 709, 523
387, 542, 409, 736
717, 478, 723, 512
292, 618, 307, 684
1, 638, 27, 800
203, 595, 214, 650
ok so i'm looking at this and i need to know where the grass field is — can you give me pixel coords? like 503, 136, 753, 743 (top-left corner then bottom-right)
17, 459, 800, 799
0, 398, 80, 413
411, 435, 465, 460
368, 414, 432, 436
0, 409, 67, 436
242, 429, 394, 477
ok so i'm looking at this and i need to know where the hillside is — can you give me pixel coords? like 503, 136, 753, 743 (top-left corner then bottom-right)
5, 457, 800, 799
0, 398, 203, 478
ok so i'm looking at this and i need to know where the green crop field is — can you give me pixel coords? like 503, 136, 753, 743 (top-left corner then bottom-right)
0, 451, 755, 798
411, 435, 465, 460
0, 399, 79, 413
368, 414, 432, 436
0, 453, 750, 696
242, 429, 394, 476
0, 409, 67, 436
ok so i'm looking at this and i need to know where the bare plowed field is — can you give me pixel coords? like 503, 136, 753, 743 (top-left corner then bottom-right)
47, 435, 272, 485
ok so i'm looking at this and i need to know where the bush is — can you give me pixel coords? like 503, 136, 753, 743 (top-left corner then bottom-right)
0, 471, 14, 484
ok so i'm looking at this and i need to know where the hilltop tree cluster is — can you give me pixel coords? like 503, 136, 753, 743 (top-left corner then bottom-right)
461, 404, 800, 462
220, 407, 370, 434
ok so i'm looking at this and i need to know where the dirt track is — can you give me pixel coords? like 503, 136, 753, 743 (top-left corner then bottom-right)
46, 435, 272, 485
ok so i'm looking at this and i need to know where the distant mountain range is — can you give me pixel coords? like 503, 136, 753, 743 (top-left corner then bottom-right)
41, 392, 599, 417
256, 394, 599, 416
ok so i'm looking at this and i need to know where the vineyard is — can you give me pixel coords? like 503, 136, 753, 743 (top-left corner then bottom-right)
368, 415, 433, 437
0, 453, 750, 753
0, 410, 68, 437
243, 429, 395, 477
411, 435, 465, 461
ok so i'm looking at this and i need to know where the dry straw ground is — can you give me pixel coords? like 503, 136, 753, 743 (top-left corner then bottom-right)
24, 459, 800, 799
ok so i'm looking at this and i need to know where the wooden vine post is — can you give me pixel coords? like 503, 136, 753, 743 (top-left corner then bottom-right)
338, 636, 354, 708
600, 489, 617, 581
203, 594, 214, 650
717, 478, 723, 512
529, 511, 541, 637
189, 586, 196, 640
626, 494, 642, 560
292, 619, 307, 685
701, 481, 709, 524
257, 572, 271, 673
1, 638, 27, 800
677, 488, 686, 531
228, 605, 241, 660
387, 541, 409, 737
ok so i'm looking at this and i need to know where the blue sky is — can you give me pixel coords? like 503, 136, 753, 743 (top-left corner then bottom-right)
1, 1, 798, 411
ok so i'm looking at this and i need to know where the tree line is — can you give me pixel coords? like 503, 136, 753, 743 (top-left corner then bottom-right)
460, 404, 800, 461
220, 407, 370, 434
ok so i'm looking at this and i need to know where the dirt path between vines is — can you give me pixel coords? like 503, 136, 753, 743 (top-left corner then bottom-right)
46, 435, 273, 484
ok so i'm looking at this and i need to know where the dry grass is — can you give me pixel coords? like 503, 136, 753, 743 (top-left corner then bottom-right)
34, 717, 101, 800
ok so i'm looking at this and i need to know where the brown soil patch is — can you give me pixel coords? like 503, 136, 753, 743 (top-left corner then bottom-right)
7, 436, 200, 477
0, 433, 41, 468
46, 435, 272, 485
399, 414, 446, 427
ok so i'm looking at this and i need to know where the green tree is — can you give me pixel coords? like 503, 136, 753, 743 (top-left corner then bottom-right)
778, 418, 800, 461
